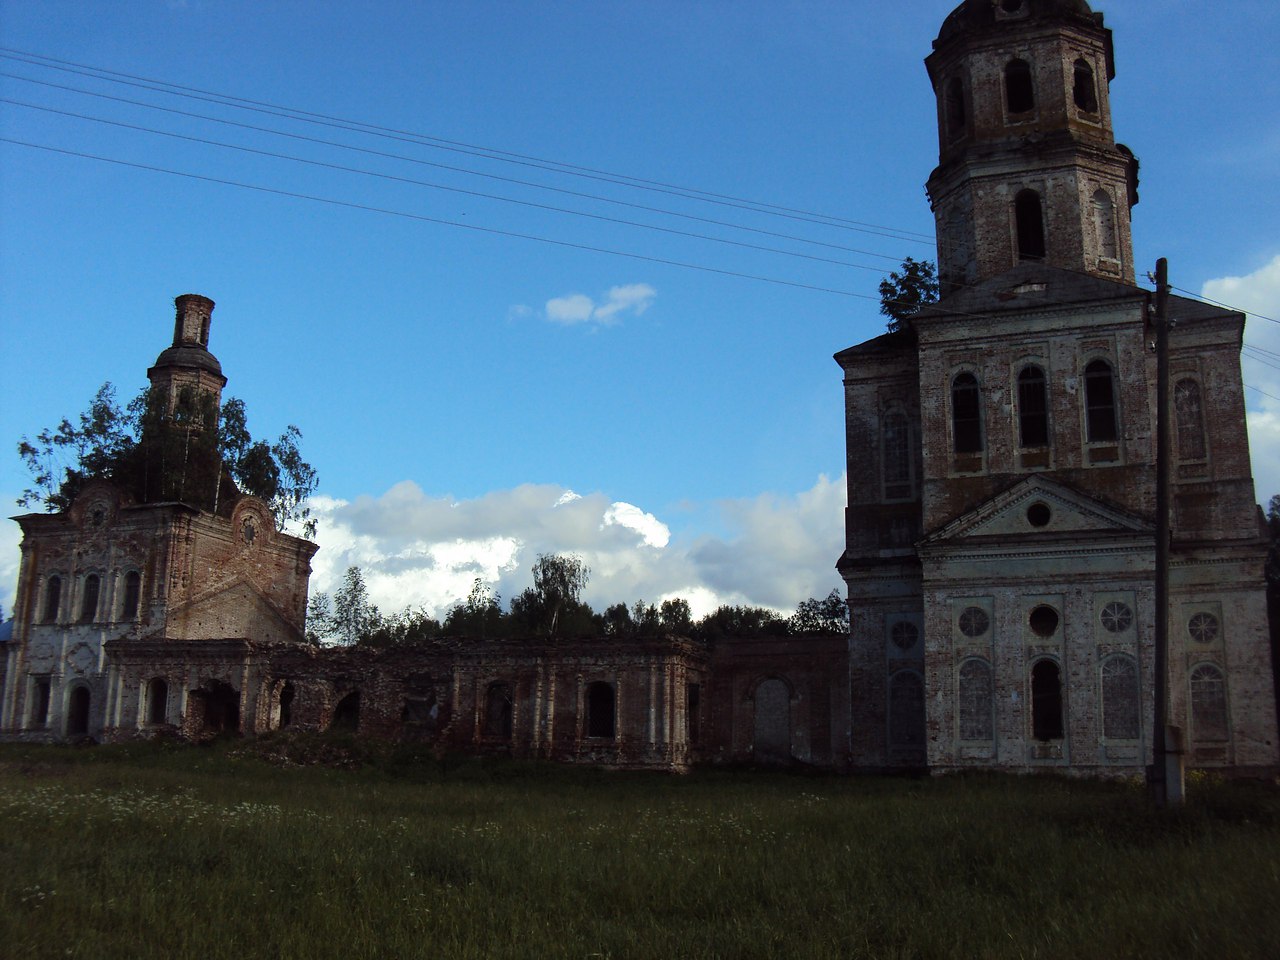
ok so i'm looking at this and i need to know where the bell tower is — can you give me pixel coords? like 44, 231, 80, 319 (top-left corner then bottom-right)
146, 294, 228, 414
925, 0, 1139, 293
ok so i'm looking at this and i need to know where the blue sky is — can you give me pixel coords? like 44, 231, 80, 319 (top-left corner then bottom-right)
2, 1, 1278, 619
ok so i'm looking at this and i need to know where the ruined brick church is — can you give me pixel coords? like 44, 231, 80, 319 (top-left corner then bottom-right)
2, 0, 1275, 775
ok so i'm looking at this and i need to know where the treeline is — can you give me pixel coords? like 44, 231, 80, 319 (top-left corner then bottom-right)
305, 554, 848, 647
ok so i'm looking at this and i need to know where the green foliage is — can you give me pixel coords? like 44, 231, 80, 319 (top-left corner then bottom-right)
4, 746, 1280, 960
361, 607, 443, 647
331, 565, 376, 646
442, 579, 506, 638
16, 381, 317, 536
512, 553, 591, 637
789, 589, 849, 635
878, 256, 939, 333
693, 604, 789, 642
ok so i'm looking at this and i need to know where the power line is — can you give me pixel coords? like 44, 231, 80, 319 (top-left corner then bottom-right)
1170, 283, 1279, 325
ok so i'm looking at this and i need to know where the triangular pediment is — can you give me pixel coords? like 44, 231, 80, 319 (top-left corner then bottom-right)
165, 577, 302, 644
921, 476, 1151, 546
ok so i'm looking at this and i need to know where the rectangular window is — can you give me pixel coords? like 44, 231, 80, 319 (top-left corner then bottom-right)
31, 677, 51, 729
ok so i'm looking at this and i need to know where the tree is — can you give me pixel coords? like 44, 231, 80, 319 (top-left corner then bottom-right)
306, 591, 334, 646
659, 598, 693, 635
789, 589, 850, 635
878, 257, 939, 333
332, 566, 376, 646
599, 602, 634, 638
17, 382, 318, 536
362, 606, 442, 647
443, 578, 507, 638
523, 553, 590, 637
693, 604, 788, 643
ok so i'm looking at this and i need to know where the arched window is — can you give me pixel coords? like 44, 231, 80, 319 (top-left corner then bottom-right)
1174, 378, 1207, 460
1084, 359, 1119, 442
1092, 189, 1117, 260
484, 682, 514, 739
1073, 59, 1098, 112
1005, 59, 1035, 114
888, 671, 925, 746
1015, 190, 1046, 260
1190, 664, 1228, 742
586, 681, 616, 739
958, 659, 993, 740
944, 77, 967, 140
753, 677, 791, 762
79, 574, 100, 623
882, 411, 911, 498
279, 683, 295, 728
43, 576, 62, 623
330, 691, 360, 732
147, 678, 169, 725
1101, 656, 1140, 739
1031, 660, 1063, 741
951, 373, 983, 453
1017, 365, 1049, 447
121, 571, 141, 621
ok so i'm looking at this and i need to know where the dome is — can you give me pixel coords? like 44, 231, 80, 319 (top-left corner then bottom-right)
936, 0, 1098, 47
149, 344, 225, 378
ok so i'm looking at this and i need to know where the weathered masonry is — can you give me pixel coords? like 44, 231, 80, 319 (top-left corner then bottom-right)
837, 0, 1277, 775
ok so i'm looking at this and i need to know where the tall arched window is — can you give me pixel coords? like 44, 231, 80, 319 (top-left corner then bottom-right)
1005, 59, 1035, 114
1031, 660, 1063, 741
944, 77, 967, 140
951, 373, 983, 453
1092, 189, 1118, 260
1073, 59, 1098, 112
1015, 190, 1046, 260
43, 576, 62, 623
1084, 359, 1119, 442
1174, 378, 1207, 460
882, 411, 911, 498
484, 682, 514, 739
958, 659, 993, 741
586, 681, 616, 739
79, 574, 100, 623
147, 678, 169, 725
1101, 656, 1140, 739
121, 571, 141, 621
888, 671, 925, 747
1190, 664, 1228, 742
1017, 365, 1049, 447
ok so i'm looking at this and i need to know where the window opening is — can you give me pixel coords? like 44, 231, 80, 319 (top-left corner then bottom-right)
951, 373, 983, 453
882, 411, 911, 497
121, 571, 141, 621
147, 678, 168, 725
1100, 601, 1133, 634
958, 606, 990, 639
586, 681, 616, 739
484, 682, 514, 739
279, 683, 295, 728
1029, 605, 1059, 638
1084, 360, 1118, 442
1005, 59, 1035, 114
1031, 660, 1064, 740
1174, 379, 1206, 460
1015, 190, 1046, 260
1092, 189, 1118, 260
67, 686, 91, 737
944, 77, 966, 140
330, 691, 360, 732
1190, 664, 1228, 742
891, 621, 920, 651
1017, 366, 1049, 447
1073, 59, 1098, 112
687, 683, 701, 744
31, 677, 51, 728
79, 574, 100, 623
958, 660, 994, 740
1101, 657, 1140, 739
43, 576, 61, 623
1026, 502, 1052, 527
1188, 612, 1220, 645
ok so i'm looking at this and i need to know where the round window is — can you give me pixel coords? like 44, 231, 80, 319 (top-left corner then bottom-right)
1188, 612, 1219, 644
1099, 601, 1132, 634
891, 621, 920, 650
1029, 604, 1059, 637
1026, 502, 1052, 527
958, 606, 990, 638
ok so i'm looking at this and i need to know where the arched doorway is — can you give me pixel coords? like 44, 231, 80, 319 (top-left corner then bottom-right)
752, 678, 791, 763
67, 686, 91, 737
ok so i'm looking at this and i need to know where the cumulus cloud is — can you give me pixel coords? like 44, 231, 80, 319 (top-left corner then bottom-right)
541, 283, 656, 327
304, 474, 846, 621
1202, 253, 1280, 502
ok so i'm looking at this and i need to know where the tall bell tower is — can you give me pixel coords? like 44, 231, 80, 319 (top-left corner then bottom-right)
924, 0, 1139, 293
145, 293, 227, 414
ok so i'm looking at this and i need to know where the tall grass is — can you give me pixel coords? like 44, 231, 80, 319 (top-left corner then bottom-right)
1, 737, 1278, 959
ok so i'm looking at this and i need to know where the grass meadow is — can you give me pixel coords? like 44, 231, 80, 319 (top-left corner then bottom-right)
2, 737, 1279, 960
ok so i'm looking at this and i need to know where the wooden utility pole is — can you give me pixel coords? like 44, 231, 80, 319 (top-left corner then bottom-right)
1150, 258, 1185, 807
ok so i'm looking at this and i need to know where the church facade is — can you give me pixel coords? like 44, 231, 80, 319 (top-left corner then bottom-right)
837, 0, 1277, 775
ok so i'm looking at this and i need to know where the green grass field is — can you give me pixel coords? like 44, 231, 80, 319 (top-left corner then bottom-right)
2, 736, 1278, 959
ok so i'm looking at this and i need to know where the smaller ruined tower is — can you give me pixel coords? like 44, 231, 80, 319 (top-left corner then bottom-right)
146, 294, 227, 414
924, 0, 1139, 293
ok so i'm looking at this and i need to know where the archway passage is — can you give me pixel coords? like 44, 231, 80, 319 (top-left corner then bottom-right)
188, 681, 241, 737
753, 678, 791, 764
330, 691, 361, 733
67, 686, 91, 737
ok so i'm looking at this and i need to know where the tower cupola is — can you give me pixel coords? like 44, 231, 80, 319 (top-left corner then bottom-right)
926, 0, 1139, 292
147, 293, 227, 413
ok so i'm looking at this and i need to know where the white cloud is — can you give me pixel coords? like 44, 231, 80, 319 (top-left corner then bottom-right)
540, 283, 656, 327
1202, 253, 1280, 501
303, 474, 845, 622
